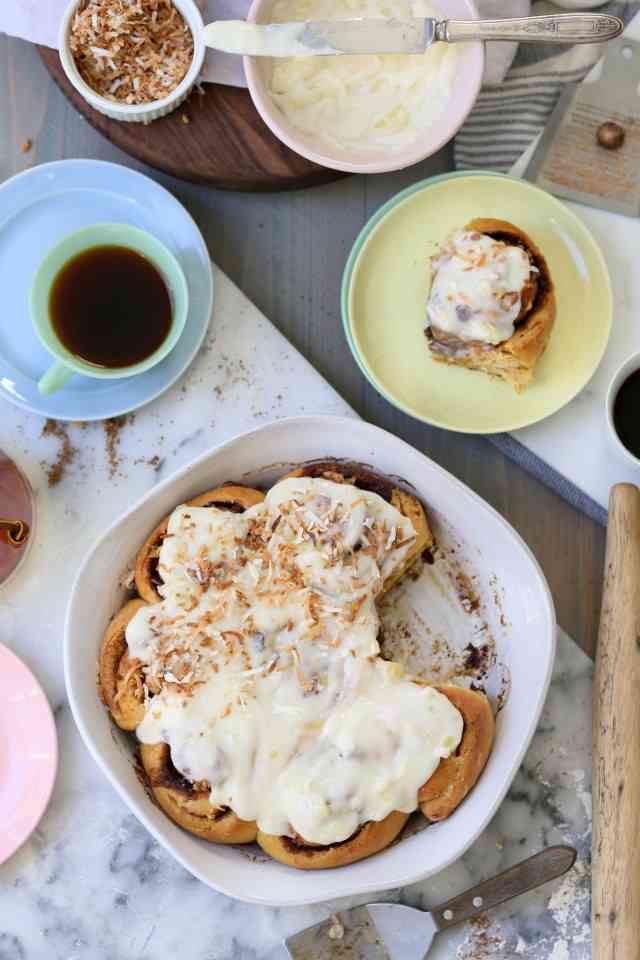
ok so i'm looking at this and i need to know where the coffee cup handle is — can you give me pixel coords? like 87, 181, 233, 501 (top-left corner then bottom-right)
38, 361, 73, 395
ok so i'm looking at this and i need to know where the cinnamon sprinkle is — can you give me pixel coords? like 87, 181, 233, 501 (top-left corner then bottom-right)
41, 419, 78, 487
103, 415, 134, 477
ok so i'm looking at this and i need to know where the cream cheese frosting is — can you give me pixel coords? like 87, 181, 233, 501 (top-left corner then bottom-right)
126, 477, 463, 845
265, 0, 457, 153
203, 20, 338, 57
426, 228, 536, 346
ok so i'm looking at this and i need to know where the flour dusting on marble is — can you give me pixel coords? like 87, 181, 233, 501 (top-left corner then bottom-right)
455, 915, 507, 958
549, 943, 570, 960
547, 858, 590, 950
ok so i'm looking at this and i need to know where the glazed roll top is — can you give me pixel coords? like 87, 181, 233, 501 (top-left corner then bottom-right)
125, 476, 463, 844
426, 228, 537, 345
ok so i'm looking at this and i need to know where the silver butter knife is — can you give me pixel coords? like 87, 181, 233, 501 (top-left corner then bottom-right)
268, 845, 577, 960
203, 12, 623, 57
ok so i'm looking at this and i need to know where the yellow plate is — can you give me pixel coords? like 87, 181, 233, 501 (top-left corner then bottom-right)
342, 172, 612, 434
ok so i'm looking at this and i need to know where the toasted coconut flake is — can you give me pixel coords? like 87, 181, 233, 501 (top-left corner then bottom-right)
70, 0, 194, 106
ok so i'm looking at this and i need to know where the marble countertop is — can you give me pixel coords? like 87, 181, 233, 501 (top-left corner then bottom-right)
0, 267, 593, 959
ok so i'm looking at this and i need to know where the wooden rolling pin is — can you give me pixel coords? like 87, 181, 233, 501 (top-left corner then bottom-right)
593, 484, 640, 957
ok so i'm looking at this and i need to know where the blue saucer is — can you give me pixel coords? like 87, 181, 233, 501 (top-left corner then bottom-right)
0, 160, 213, 421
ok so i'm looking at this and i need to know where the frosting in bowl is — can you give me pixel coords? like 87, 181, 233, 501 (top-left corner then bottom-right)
126, 476, 462, 844
264, 0, 457, 152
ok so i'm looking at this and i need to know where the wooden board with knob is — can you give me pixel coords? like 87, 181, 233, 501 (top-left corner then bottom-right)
38, 46, 345, 192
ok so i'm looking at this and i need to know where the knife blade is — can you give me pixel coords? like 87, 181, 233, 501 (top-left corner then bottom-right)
203, 17, 434, 56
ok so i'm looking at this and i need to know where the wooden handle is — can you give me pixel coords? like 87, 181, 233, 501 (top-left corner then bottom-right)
593, 484, 640, 957
434, 846, 576, 930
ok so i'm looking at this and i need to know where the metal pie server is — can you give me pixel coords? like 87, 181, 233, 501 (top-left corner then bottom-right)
203, 13, 623, 57
272, 845, 576, 959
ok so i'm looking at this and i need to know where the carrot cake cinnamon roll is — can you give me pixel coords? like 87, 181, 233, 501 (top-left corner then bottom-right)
257, 812, 410, 869
281, 460, 434, 592
140, 743, 257, 843
99, 598, 148, 731
425, 218, 555, 392
419, 684, 495, 822
134, 484, 265, 602
99, 467, 494, 867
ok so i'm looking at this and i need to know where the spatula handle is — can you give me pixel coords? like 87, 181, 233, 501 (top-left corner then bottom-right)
593, 484, 640, 957
433, 846, 576, 931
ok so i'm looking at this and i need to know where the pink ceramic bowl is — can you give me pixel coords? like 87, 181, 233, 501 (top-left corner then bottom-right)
244, 0, 483, 174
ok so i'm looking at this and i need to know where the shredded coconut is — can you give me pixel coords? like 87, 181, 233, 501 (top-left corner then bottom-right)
70, 0, 194, 105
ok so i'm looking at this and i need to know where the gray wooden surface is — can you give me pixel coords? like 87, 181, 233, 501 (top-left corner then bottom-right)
0, 34, 606, 658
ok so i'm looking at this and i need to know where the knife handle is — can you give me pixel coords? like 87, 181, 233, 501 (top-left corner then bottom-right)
436, 13, 623, 44
593, 484, 640, 959
432, 846, 576, 931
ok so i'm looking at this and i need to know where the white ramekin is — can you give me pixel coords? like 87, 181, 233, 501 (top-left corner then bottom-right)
58, 0, 205, 123
605, 351, 640, 469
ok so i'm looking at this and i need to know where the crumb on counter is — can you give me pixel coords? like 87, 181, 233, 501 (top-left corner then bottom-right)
69, 0, 194, 105
20, 139, 33, 154
103, 414, 134, 478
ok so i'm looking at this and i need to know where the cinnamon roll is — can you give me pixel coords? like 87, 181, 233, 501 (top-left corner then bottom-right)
419, 684, 495, 822
281, 460, 434, 592
99, 598, 148, 731
140, 743, 257, 844
98, 466, 495, 869
257, 812, 410, 869
425, 218, 555, 392
134, 484, 265, 602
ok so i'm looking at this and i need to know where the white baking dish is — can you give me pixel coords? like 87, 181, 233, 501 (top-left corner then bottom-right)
64, 416, 555, 906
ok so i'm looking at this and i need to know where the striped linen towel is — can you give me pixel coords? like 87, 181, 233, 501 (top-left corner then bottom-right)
456, 2, 639, 525
455, 0, 639, 173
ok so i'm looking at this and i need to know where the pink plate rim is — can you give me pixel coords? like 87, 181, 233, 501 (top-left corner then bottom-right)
0, 642, 58, 865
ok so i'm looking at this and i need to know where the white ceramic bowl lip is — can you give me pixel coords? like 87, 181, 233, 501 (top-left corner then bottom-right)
243, 0, 484, 174
58, 0, 205, 120
64, 415, 556, 906
605, 350, 640, 469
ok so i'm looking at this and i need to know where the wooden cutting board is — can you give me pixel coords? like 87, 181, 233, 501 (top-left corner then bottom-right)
38, 47, 345, 192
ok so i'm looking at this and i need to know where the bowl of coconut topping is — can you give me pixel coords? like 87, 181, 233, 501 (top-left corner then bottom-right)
58, 0, 205, 123
243, 0, 483, 174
